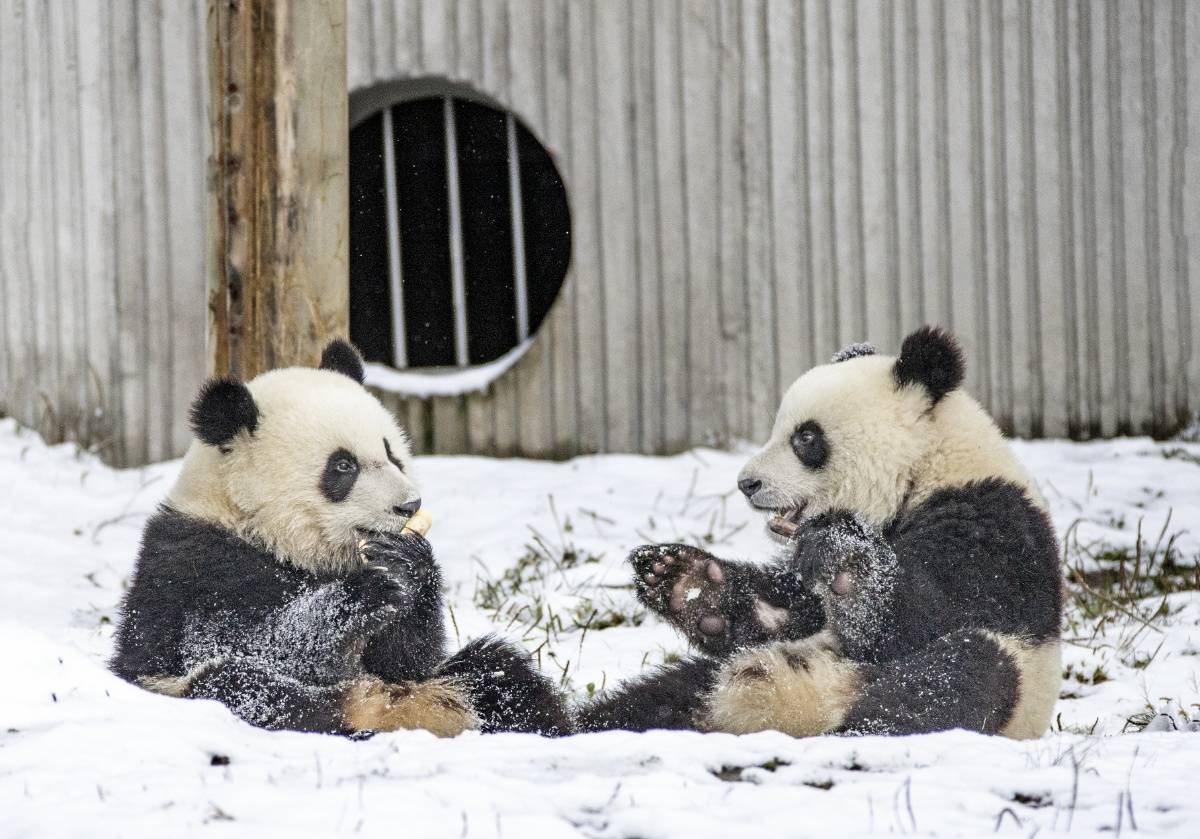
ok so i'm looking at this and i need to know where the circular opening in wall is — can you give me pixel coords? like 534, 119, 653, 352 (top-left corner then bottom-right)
349, 82, 571, 371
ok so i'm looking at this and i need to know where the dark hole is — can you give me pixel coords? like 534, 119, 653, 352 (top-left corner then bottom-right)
456, 99, 517, 364
519, 120, 571, 338
348, 111, 390, 363
349, 94, 571, 369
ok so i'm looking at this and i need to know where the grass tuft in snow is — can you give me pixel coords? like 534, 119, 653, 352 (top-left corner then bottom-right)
1063, 511, 1196, 638
1060, 508, 1200, 731
710, 758, 791, 783
470, 498, 648, 690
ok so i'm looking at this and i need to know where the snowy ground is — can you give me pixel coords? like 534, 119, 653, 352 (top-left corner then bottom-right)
2, 417, 1199, 838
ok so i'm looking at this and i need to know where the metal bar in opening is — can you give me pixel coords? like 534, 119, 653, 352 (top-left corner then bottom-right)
381, 107, 408, 368
443, 96, 470, 367
507, 113, 530, 341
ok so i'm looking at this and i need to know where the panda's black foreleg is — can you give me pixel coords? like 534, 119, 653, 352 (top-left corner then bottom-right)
436, 635, 571, 736
629, 544, 824, 656
253, 564, 413, 685
573, 656, 722, 733
183, 656, 352, 733
788, 511, 900, 661
358, 532, 451, 682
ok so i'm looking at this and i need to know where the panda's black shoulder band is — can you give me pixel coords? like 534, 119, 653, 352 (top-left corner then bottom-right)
319, 339, 366, 384
190, 378, 259, 447
893, 325, 965, 404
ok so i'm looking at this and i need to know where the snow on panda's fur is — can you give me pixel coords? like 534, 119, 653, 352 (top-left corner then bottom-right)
111, 339, 568, 737
577, 326, 1062, 739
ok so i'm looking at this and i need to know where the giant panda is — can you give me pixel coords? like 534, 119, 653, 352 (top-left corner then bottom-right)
578, 326, 1062, 739
111, 339, 568, 737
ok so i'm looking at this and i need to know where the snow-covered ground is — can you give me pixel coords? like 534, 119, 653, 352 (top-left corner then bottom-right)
2, 417, 1199, 838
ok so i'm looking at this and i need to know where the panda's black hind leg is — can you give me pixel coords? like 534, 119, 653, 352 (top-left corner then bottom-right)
837, 629, 1021, 736
573, 656, 722, 732
437, 636, 571, 736
702, 628, 1039, 738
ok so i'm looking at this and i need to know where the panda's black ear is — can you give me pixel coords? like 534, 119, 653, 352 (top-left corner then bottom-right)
190, 378, 259, 448
319, 338, 365, 384
893, 326, 965, 404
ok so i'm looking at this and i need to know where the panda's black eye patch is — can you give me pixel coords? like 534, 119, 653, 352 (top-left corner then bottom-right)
321, 448, 359, 503
790, 421, 829, 470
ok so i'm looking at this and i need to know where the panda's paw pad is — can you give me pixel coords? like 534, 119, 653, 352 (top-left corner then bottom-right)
794, 513, 893, 599
630, 544, 729, 638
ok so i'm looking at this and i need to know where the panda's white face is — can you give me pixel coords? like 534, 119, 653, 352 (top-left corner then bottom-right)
738, 354, 932, 535
171, 355, 422, 574
738, 327, 1044, 536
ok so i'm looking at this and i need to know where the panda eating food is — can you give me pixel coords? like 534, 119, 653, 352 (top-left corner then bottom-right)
111, 339, 568, 737
577, 326, 1062, 739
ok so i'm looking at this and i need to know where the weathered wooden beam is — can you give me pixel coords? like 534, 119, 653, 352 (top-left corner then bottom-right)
206, 0, 347, 379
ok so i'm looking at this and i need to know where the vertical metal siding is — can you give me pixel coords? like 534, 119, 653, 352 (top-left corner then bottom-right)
357, 0, 1199, 450
0, 0, 207, 464
1, 0, 1197, 465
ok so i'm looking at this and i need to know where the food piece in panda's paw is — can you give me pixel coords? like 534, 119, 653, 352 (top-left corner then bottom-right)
767, 504, 808, 539
768, 512, 801, 539
402, 508, 432, 537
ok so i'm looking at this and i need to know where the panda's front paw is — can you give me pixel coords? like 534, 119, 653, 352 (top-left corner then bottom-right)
359, 531, 441, 595
342, 564, 412, 624
793, 513, 898, 658
792, 512, 893, 599
360, 530, 434, 566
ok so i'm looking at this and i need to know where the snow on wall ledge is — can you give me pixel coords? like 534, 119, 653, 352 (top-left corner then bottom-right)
363, 340, 532, 398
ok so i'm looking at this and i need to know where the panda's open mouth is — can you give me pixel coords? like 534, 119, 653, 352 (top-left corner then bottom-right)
767, 504, 807, 539
354, 524, 405, 541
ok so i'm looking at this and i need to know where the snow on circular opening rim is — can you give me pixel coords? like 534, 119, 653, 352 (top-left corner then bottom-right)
363, 339, 532, 398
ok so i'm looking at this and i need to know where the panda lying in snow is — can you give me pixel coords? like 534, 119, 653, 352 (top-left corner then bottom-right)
578, 326, 1062, 739
111, 340, 568, 737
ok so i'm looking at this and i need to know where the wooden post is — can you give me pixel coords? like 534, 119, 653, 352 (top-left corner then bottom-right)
206, 0, 348, 379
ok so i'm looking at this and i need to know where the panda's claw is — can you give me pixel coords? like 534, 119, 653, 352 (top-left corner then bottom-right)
630, 546, 682, 601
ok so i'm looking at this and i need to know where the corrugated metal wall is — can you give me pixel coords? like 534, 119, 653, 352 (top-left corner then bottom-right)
0, 0, 208, 465
2, 1, 1198, 466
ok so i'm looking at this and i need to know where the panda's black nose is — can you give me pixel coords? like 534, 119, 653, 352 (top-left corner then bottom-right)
393, 498, 422, 517
737, 477, 762, 499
